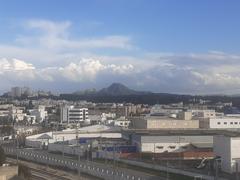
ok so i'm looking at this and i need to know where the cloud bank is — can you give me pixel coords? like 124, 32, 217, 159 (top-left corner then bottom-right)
0, 19, 240, 94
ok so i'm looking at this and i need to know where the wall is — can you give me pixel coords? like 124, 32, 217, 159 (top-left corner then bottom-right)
230, 137, 240, 173
0, 166, 18, 180
210, 118, 240, 129
131, 118, 147, 129
146, 119, 199, 129
3, 147, 156, 180
136, 135, 213, 153
141, 142, 189, 153
213, 135, 231, 173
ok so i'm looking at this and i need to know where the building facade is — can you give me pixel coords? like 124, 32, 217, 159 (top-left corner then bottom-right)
60, 106, 89, 124
130, 133, 213, 153
213, 135, 240, 173
131, 116, 199, 129
200, 117, 240, 129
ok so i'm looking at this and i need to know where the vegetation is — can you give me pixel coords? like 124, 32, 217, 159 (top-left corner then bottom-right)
0, 125, 14, 136
18, 164, 31, 180
0, 146, 6, 166
17, 134, 26, 148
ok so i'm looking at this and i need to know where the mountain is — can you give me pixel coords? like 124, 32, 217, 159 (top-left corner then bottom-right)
97, 83, 151, 96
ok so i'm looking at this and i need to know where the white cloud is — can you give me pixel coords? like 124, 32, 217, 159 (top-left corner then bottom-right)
16, 19, 133, 51
0, 58, 135, 83
1, 19, 240, 94
2, 51, 240, 94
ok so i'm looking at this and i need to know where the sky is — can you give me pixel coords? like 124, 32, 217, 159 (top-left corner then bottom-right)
0, 0, 240, 94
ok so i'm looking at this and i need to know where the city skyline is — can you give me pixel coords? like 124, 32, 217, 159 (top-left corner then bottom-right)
1, 0, 240, 94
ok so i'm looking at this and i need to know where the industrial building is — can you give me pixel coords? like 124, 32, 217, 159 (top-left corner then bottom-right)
123, 129, 213, 153
200, 116, 240, 129
25, 125, 122, 149
131, 112, 199, 129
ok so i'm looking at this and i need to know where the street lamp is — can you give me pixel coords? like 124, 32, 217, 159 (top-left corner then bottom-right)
178, 136, 185, 169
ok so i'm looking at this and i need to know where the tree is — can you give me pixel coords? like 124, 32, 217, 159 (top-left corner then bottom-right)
0, 146, 6, 166
18, 164, 31, 180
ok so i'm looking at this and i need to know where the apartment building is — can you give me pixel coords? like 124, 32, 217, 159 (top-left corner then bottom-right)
60, 106, 89, 124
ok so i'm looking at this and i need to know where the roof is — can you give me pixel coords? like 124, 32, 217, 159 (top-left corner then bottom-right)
37, 134, 52, 139
191, 142, 213, 148
62, 124, 121, 133
122, 129, 240, 137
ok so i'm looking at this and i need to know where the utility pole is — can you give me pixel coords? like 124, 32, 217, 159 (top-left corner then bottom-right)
16, 134, 19, 164
166, 160, 169, 180
76, 122, 81, 177
178, 136, 185, 169
153, 143, 156, 166
215, 159, 219, 180
62, 136, 65, 158
236, 162, 239, 180
105, 144, 107, 164
113, 143, 116, 180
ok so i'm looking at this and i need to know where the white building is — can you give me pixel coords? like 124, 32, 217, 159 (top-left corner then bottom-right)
29, 105, 47, 123
9, 106, 26, 122
114, 117, 130, 128
25, 125, 121, 148
200, 117, 240, 129
0, 104, 11, 117
128, 131, 213, 153
61, 106, 89, 124
101, 113, 116, 122
190, 109, 216, 119
214, 134, 240, 173
150, 104, 182, 116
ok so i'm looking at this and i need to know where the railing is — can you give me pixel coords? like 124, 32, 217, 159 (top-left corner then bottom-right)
3, 147, 157, 180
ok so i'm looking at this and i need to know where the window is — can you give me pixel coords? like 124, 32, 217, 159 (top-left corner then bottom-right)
224, 122, 227, 125
230, 122, 233, 125
157, 146, 164, 149
169, 146, 176, 149
235, 122, 238, 125
217, 122, 221, 125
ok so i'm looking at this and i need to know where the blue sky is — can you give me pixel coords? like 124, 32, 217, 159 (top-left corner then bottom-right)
0, 0, 240, 94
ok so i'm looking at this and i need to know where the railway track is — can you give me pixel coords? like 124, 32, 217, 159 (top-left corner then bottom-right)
30, 167, 73, 180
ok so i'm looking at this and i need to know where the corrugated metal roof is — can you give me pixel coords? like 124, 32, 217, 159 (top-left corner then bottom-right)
191, 142, 213, 148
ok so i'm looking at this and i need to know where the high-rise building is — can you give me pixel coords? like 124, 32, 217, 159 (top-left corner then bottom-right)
10, 86, 32, 97
11, 87, 22, 97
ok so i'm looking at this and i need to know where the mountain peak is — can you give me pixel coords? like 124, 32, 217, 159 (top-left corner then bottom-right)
98, 83, 140, 96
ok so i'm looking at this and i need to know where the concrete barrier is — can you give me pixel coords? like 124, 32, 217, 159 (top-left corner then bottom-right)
118, 159, 228, 180
3, 147, 156, 180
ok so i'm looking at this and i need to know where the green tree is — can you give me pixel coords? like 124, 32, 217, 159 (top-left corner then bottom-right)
18, 164, 31, 180
0, 146, 6, 166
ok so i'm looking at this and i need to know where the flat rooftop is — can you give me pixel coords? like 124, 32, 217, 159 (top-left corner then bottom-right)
122, 129, 240, 137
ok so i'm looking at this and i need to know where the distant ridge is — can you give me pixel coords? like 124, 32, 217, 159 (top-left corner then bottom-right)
97, 83, 151, 96
71, 83, 152, 96
57, 82, 240, 105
